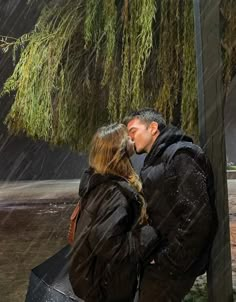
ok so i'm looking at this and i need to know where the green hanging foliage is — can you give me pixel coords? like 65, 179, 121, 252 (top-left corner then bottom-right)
1, 0, 158, 151
181, 0, 198, 141
1, 0, 110, 150
157, 0, 186, 123
129, 0, 156, 110
221, 0, 236, 94
101, 0, 117, 87
113, 0, 156, 120
0, 0, 235, 151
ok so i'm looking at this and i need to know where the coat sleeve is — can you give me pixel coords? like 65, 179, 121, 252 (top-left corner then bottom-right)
87, 188, 159, 264
157, 152, 214, 274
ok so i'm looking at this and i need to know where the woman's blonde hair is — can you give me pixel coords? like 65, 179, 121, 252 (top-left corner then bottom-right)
89, 123, 148, 224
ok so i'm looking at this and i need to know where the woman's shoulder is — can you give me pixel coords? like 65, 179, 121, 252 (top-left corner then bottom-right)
80, 170, 139, 209
91, 179, 138, 209
112, 179, 139, 202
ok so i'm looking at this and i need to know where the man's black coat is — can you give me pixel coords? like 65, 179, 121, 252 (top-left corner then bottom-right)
140, 127, 218, 279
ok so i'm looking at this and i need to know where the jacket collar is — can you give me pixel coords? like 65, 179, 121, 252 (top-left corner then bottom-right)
143, 126, 193, 167
79, 167, 138, 201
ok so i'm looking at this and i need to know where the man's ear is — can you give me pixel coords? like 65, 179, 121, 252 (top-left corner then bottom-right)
149, 121, 159, 135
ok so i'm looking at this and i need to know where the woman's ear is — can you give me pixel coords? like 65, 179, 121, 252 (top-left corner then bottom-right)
149, 121, 158, 136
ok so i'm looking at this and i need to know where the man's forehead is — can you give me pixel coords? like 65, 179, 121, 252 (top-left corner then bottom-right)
127, 118, 145, 130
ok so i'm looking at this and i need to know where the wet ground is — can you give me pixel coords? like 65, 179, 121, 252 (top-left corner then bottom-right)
0, 180, 236, 301
0, 200, 78, 301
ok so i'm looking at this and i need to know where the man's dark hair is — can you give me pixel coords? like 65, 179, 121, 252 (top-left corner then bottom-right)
123, 108, 166, 131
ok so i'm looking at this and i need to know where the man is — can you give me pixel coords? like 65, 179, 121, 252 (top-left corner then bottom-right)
124, 108, 218, 302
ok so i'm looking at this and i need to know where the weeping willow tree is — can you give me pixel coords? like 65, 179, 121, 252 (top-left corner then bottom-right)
0, 0, 235, 151
221, 0, 236, 94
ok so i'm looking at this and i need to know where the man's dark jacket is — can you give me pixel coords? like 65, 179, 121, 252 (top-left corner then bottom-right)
69, 169, 158, 302
140, 127, 218, 279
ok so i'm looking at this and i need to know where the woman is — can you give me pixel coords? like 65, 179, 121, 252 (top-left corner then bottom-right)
69, 123, 158, 302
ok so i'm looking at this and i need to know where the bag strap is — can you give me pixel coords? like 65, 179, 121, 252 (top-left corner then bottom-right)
67, 200, 81, 245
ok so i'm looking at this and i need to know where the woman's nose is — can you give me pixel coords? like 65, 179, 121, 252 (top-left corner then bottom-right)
128, 134, 134, 141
